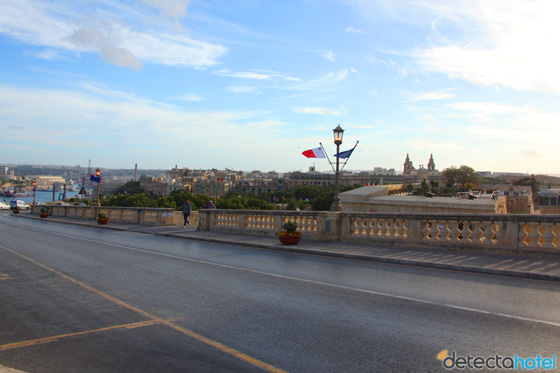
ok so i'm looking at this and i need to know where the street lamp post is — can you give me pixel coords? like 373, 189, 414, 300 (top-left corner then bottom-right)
95, 168, 101, 206
33, 179, 36, 206
330, 125, 344, 211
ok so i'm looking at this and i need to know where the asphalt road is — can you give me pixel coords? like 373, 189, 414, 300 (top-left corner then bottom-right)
1, 212, 560, 372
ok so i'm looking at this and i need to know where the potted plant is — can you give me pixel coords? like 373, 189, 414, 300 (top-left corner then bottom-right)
12, 206, 20, 214
278, 220, 302, 245
97, 212, 109, 225
39, 207, 48, 218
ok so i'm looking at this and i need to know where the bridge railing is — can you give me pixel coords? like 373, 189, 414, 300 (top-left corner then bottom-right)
31, 205, 177, 226
30, 205, 560, 250
198, 210, 560, 251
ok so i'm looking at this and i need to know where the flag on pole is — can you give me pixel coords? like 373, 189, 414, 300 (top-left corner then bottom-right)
302, 147, 326, 158
90, 174, 102, 183
334, 146, 356, 159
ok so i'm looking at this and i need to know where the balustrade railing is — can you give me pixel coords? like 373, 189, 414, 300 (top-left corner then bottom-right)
31, 205, 175, 226
29, 205, 560, 251
200, 210, 560, 251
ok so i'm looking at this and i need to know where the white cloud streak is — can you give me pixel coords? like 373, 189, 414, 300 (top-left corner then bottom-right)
292, 107, 342, 115
0, 0, 226, 69
412, 0, 560, 93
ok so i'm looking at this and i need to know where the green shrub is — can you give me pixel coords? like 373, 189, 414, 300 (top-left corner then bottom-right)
282, 220, 299, 233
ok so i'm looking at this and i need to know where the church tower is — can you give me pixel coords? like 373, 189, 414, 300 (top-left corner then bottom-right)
427, 154, 436, 171
403, 153, 415, 174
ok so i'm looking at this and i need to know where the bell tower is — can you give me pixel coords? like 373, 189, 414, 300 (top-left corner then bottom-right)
427, 154, 435, 171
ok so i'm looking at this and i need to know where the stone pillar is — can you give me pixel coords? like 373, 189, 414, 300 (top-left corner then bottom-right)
497, 218, 519, 248
406, 217, 424, 242
198, 210, 211, 231
317, 212, 342, 241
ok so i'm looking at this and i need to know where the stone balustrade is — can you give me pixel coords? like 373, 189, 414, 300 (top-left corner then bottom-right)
199, 210, 560, 251
31, 205, 177, 226
29, 205, 560, 251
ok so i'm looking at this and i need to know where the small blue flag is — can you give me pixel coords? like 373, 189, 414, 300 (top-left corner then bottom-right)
90, 174, 102, 183
334, 146, 355, 159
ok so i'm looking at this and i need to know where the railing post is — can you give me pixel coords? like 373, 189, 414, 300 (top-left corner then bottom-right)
406, 217, 424, 242
497, 218, 519, 248
198, 210, 211, 231
317, 212, 342, 241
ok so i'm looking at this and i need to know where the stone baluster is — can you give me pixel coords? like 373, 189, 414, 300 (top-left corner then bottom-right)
540, 223, 557, 249
471, 221, 484, 244
429, 220, 441, 241
517, 223, 529, 247
449, 221, 461, 242
440, 221, 451, 242
421, 221, 431, 242
482, 222, 496, 246
379, 219, 388, 237
460, 221, 472, 243
527, 222, 542, 249
388, 220, 397, 238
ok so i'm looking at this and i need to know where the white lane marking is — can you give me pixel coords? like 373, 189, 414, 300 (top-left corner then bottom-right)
4, 219, 560, 328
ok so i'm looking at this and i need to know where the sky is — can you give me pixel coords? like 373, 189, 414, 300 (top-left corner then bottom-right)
1, 0, 559, 175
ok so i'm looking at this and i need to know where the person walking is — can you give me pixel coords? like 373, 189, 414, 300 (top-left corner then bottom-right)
182, 199, 191, 228
207, 200, 216, 209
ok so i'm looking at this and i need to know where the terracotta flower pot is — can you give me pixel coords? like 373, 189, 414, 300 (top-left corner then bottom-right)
278, 233, 302, 245
97, 218, 109, 225
12, 210, 20, 214
40, 213, 48, 218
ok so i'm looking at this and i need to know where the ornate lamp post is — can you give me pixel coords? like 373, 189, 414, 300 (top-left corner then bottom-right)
33, 179, 36, 206
330, 125, 344, 211
95, 168, 101, 206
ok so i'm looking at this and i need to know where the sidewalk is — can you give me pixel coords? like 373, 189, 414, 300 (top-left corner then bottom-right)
11, 212, 560, 282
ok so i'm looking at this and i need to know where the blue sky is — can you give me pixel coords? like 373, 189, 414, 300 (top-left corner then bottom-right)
1, 0, 559, 174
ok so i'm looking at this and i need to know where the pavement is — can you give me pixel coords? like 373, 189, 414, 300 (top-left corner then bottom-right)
8, 212, 560, 283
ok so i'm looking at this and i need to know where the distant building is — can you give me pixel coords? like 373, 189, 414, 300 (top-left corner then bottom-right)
402, 153, 441, 184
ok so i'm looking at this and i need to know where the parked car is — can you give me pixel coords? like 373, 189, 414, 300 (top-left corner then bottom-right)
0, 201, 10, 210
9, 200, 30, 210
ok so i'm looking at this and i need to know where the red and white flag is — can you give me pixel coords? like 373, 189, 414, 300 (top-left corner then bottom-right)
302, 147, 326, 158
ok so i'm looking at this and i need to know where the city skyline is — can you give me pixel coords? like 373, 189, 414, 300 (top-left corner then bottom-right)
1, 1, 559, 174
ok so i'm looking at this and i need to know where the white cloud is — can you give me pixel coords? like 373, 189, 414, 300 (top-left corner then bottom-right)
292, 107, 342, 115
142, 0, 189, 20
408, 91, 455, 101
345, 26, 366, 34
412, 0, 560, 93
214, 69, 301, 82
290, 69, 352, 91
0, 0, 226, 68
0, 84, 264, 150
323, 51, 336, 62
70, 27, 143, 71
445, 102, 524, 122
226, 86, 259, 94
215, 69, 271, 80
173, 93, 203, 102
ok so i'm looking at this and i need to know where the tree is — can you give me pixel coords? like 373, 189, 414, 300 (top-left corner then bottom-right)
114, 181, 143, 195
513, 175, 540, 193
442, 165, 479, 193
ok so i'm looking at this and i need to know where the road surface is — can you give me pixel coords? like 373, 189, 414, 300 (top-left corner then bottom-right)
1, 213, 559, 372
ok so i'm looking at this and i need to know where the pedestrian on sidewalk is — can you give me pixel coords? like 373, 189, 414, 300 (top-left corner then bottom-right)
207, 200, 216, 209
182, 199, 191, 228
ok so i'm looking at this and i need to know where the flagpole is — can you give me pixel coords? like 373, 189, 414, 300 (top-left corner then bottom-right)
319, 142, 336, 173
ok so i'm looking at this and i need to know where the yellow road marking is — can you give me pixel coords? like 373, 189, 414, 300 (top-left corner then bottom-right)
0, 245, 287, 373
0, 272, 12, 280
0, 320, 161, 351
